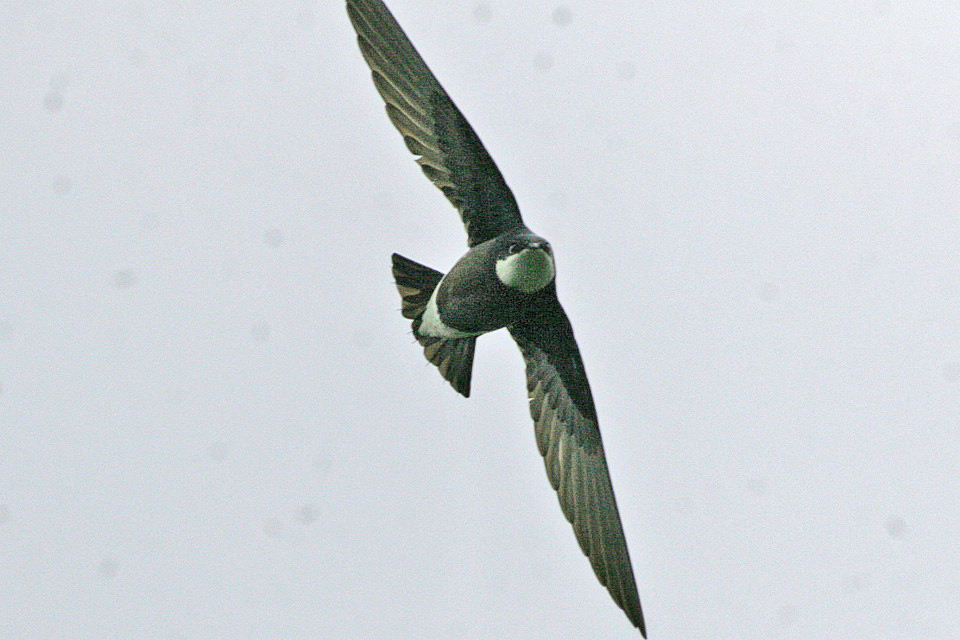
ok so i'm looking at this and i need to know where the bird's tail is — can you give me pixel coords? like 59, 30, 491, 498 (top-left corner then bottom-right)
391, 253, 477, 397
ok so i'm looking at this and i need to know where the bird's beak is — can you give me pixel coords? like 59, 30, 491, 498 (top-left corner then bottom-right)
532, 242, 552, 254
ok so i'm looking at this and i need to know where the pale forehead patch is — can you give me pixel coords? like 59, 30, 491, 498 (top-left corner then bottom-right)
496, 248, 555, 293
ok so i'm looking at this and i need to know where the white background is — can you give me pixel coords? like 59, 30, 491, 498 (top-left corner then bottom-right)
2, 1, 959, 638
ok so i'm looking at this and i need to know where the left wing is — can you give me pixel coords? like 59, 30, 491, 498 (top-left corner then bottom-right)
509, 294, 646, 636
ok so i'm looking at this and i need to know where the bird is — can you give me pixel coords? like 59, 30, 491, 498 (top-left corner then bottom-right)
346, 1, 646, 635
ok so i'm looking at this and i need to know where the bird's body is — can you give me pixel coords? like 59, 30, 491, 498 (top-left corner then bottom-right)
346, 1, 647, 635
420, 230, 555, 339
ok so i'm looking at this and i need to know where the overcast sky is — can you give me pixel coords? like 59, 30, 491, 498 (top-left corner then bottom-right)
3, 1, 960, 638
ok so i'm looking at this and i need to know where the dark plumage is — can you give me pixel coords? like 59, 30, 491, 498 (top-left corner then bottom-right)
347, 1, 647, 635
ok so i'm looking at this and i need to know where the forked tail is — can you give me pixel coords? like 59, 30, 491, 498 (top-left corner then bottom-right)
391, 253, 477, 397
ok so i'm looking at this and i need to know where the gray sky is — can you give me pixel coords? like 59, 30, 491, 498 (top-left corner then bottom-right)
3, 1, 960, 638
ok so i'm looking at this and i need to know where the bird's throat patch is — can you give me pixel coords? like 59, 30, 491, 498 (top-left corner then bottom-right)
495, 248, 556, 293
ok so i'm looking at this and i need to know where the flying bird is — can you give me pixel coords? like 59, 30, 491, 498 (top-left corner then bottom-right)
346, 1, 646, 635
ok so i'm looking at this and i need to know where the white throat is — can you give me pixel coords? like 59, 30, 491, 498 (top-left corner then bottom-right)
495, 247, 556, 293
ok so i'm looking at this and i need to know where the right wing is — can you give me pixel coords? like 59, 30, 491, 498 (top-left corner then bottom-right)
347, 0, 525, 247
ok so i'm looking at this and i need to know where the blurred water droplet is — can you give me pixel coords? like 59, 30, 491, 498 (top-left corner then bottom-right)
616, 61, 636, 81
533, 52, 554, 72
251, 321, 271, 342
745, 476, 767, 495
263, 518, 283, 537
262, 227, 285, 248
352, 327, 376, 350
312, 453, 331, 472
98, 559, 119, 579
758, 281, 779, 301
296, 504, 317, 525
44, 91, 64, 112
885, 515, 907, 539
52, 175, 72, 196
552, 6, 572, 27
112, 270, 138, 290
841, 572, 871, 592
775, 604, 797, 627
740, 11, 762, 34
949, 121, 960, 142
942, 361, 960, 382
207, 441, 228, 461
472, 2, 492, 24
140, 211, 161, 230
775, 34, 795, 58
128, 48, 147, 68
547, 191, 568, 211
295, 7, 316, 28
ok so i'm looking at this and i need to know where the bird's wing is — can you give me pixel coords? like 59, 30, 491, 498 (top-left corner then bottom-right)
509, 293, 646, 636
347, 0, 525, 247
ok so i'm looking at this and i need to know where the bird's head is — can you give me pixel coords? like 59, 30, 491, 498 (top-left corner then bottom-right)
494, 233, 555, 293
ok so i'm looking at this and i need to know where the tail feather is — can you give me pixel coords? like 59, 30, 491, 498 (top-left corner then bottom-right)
392, 253, 443, 320
420, 334, 476, 397
391, 253, 477, 397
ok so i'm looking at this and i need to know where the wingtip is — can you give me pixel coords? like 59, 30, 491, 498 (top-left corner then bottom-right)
626, 590, 647, 636
632, 603, 647, 637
